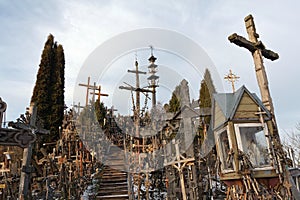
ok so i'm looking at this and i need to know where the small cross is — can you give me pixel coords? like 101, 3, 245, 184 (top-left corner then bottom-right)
224, 69, 240, 93
255, 106, 266, 127
73, 102, 85, 114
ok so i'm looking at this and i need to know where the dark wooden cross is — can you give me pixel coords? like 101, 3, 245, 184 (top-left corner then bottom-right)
228, 14, 279, 113
78, 77, 98, 106
0, 101, 36, 148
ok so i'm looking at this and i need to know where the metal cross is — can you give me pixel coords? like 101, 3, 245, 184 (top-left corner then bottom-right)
224, 69, 240, 93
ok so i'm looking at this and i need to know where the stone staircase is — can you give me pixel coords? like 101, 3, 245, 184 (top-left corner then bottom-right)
97, 145, 129, 199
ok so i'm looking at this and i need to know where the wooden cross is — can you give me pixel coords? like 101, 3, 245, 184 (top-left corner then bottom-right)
73, 102, 85, 115
119, 61, 150, 140
78, 77, 98, 106
224, 69, 240, 93
90, 85, 109, 102
228, 14, 279, 113
107, 106, 118, 117
165, 141, 195, 200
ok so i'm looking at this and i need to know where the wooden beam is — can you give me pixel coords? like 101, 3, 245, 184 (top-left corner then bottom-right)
228, 33, 279, 61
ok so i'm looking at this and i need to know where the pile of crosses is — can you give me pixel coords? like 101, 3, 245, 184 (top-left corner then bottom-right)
0, 100, 103, 199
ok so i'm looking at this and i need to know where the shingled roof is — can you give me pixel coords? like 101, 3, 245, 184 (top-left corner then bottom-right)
213, 85, 271, 121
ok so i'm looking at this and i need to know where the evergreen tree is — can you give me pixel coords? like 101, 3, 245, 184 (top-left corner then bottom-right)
95, 100, 107, 129
31, 34, 65, 143
50, 44, 65, 141
198, 69, 215, 145
168, 85, 181, 113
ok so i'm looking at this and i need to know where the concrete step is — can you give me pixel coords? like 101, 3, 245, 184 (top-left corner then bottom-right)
96, 194, 129, 199
98, 189, 128, 196
99, 182, 128, 187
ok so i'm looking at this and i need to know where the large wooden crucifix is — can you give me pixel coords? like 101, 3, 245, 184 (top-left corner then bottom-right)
228, 15, 298, 198
228, 14, 279, 114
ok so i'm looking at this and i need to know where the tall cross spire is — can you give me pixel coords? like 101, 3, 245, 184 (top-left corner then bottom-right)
147, 45, 159, 108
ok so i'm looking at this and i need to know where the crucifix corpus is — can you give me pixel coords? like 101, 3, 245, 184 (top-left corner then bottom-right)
228, 14, 279, 114
228, 14, 299, 198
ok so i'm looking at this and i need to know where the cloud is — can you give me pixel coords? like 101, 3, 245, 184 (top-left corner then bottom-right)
0, 0, 299, 132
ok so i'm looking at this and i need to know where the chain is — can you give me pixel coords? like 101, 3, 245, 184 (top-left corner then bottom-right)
140, 92, 149, 117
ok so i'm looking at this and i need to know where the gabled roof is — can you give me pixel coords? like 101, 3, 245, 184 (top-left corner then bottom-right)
213, 85, 271, 121
172, 104, 200, 120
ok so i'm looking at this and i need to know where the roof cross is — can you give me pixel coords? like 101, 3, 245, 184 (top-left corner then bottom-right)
224, 69, 240, 93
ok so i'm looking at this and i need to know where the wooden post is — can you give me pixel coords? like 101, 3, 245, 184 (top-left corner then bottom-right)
175, 143, 187, 200
79, 140, 83, 177
18, 102, 36, 200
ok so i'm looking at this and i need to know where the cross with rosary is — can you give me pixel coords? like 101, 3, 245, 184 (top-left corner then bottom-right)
224, 69, 240, 93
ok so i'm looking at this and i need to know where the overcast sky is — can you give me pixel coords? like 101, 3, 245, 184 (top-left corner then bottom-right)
1, 1, 299, 134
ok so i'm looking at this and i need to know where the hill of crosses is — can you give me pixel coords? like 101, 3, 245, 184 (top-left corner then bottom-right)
0, 14, 299, 200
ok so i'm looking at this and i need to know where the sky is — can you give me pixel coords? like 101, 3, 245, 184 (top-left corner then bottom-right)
0, 0, 300, 135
